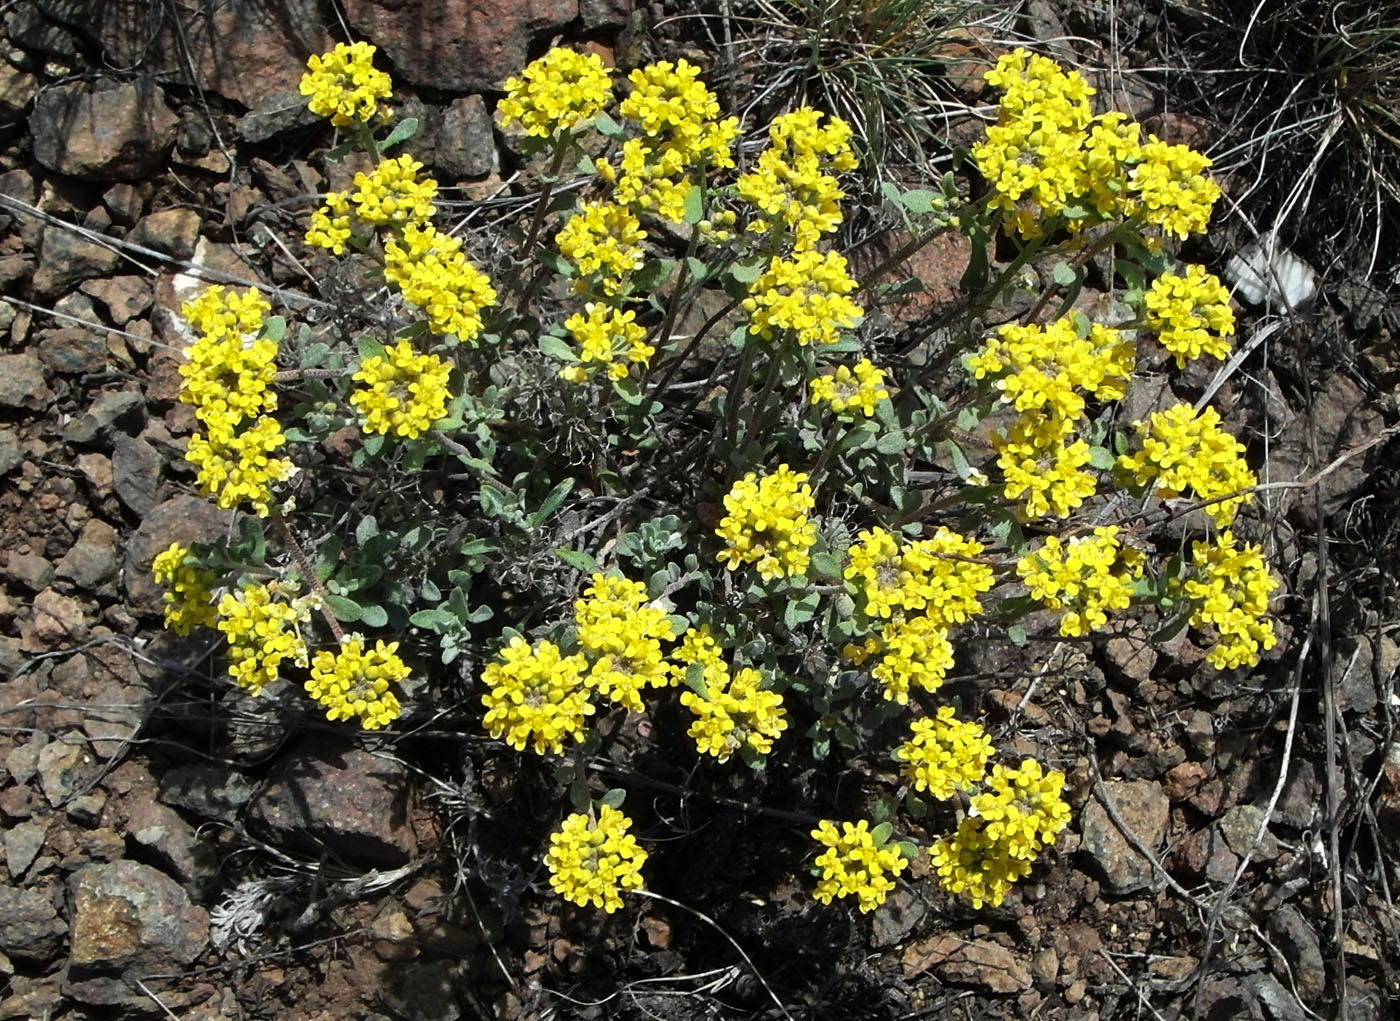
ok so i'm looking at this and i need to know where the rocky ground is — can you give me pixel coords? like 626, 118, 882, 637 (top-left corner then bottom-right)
2, 1, 1400, 1019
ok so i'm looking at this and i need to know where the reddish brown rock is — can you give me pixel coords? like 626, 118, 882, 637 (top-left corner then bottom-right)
902, 933, 1032, 992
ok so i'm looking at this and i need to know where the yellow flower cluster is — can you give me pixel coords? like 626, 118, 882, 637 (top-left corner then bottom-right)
737, 108, 858, 252
305, 636, 410, 730
714, 465, 817, 580
600, 59, 739, 222
810, 819, 909, 913
1117, 403, 1256, 526
809, 358, 889, 417
931, 758, 1071, 907
575, 573, 678, 712
680, 665, 787, 762
1144, 264, 1235, 368
843, 526, 995, 625
480, 637, 594, 755
670, 625, 726, 689
307, 155, 438, 254
545, 805, 648, 912
974, 47, 1220, 240
299, 41, 392, 127
216, 583, 311, 694
894, 706, 994, 799
151, 542, 218, 635
555, 201, 647, 295
558, 304, 654, 383
498, 47, 613, 139
1184, 531, 1278, 669
743, 248, 863, 348
1016, 526, 1145, 637
968, 317, 1134, 520
844, 614, 955, 703
185, 414, 295, 518
350, 340, 454, 439
383, 224, 498, 342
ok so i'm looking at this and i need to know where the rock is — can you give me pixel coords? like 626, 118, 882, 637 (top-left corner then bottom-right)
5, 737, 45, 786
34, 327, 107, 375
75, 453, 114, 498
249, 736, 419, 867
1274, 758, 1321, 830
236, 90, 325, 144
1267, 905, 1325, 1003
0, 430, 21, 476
344, 0, 576, 93
869, 886, 927, 949
32, 227, 123, 299
128, 208, 203, 261
0, 354, 53, 411
1216, 805, 1281, 861
4, 819, 48, 879
436, 96, 496, 179
121, 798, 213, 890
902, 933, 1031, 992
32, 79, 178, 180
65, 861, 209, 1005
0, 60, 39, 119
579, 0, 633, 25
1335, 633, 1398, 715
0, 887, 66, 962
1078, 779, 1170, 894
1172, 825, 1237, 883
124, 495, 231, 612
383, 958, 464, 1021
158, 765, 256, 823
4, 550, 55, 591
55, 519, 119, 590
37, 738, 94, 807
79, 675, 145, 761
63, 390, 148, 447
1273, 374, 1386, 525
111, 434, 162, 515
24, 589, 89, 651
1163, 760, 1208, 802
102, 182, 147, 226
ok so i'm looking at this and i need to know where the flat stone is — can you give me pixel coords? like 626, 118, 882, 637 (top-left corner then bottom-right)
0, 59, 38, 119
436, 95, 496, 179
81, 276, 154, 326
1078, 779, 1170, 894
128, 208, 202, 261
4, 819, 48, 879
0, 429, 21, 476
4, 551, 54, 591
32, 227, 123, 299
902, 933, 1031, 992
1268, 905, 1325, 1003
0, 354, 53, 411
111, 434, 162, 515
32, 79, 178, 180
249, 735, 419, 867
55, 519, 118, 590
869, 886, 927, 949
37, 738, 94, 807
34, 327, 107, 375
65, 860, 208, 1005
1216, 804, 1281, 861
124, 495, 231, 613
158, 765, 256, 823
121, 798, 212, 888
63, 390, 148, 447
24, 589, 89, 651
236, 90, 324, 144
0, 886, 66, 962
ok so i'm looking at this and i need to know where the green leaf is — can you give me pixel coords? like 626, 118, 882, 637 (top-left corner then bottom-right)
871, 795, 896, 824
1007, 623, 1028, 646
600, 788, 626, 809
871, 820, 894, 845
728, 256, 766, 284
904, 790, 928, 819
355, 515, 379, 546
363, 433, 386, 458
684, 661, 709, 699
530, 477, 575, 529
682, 182, 704, 225
569, 780, 591, 815
556, 548, 596, 572
410, 608, 459, 630
686, 255, 707, 283
359, 603, 389, 628
810, 550, 844, 581
299, 341, 330, 369
460, 538, 499, 556
357, 336, 386, 363
633, 258, 675, 292
261, 316, 287, 342
538, 334, 577, 362
325, 595, 362, 622
895, 840, 919, 861
594, 110, 624, 138
1052, 261, 1078, 287
900, 188, 942, 215
875, 430, 907, 456
380, 117, 419, 150
1088, 445, 1116, 470
1152, 613, 1190, 643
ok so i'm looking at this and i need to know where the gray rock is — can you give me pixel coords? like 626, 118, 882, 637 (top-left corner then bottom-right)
121, 798, 214, 889
24, 588, 89, 650
1216, 805, 1281, 861
436, 95, 496, 179
1079, 779, 1170, 894
384, 959, 464, 1021
37, 739, 94, 807
0, 354, 53, 411
236, 90, 325, 144
4, 819, 48, 879
158, 765, 256, 823
0, 428, 21, 476
0, 886, 66, 962
62, 390, 147, 446
55, 519, 119, 590
32, 79, 178, 180
0, 59, 39, 119
65, 860, 208, 1005
67, 792, 107, 827
870, 886, 927, 949
249, 736, 419, 867
344, 0, 575, 93
32, 227, 123, 298
4, 551, 54, 591
1267, 905, 1325, 1003
34, 327, 108, 375
128, 208, 202, 261
101, 182, 146, 226
5, 736, 46, 786
124, 495, 231, 613
112, 434, 162, 515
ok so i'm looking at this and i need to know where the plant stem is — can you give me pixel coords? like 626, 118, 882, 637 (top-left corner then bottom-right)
805, 416, 847, 490
275, 516, 345, 643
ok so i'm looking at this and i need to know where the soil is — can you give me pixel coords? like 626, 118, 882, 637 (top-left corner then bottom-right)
3, 2, 1400, 1020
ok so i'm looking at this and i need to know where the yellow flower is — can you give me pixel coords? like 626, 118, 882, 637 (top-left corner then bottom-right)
216, 583, 311, 694
743, 249, 863, 347
994, 415, 1098, 520
184, 415, 295, 518
498, 47, 613, 138
970, 759, 1073, 861
350, 154, 438, 231
714, 465, 817, 580
555, 201, 647, 295
680, 665, 787, 762
383, 223, 498, 342
305, 636, 410, 730
151, 542, 218, 635
574, 573, 677, 711
560, 303, 653, 381
1184, 531, 1278, 669
844, 614, 954, 703
350, 340, 453, 439
929, 817, 1033, 909
894, 707, 994, 798
810, 819, 909, 913
1130, 136, 1221, 239
545, 805, 648, 912
810, 358, 889, 417
299, 41, 392, 126
1145, 265, 1235, 368
737, 108, 856, 251
480, 637, 594, 755
1016, 526, 1144, 637
1117, 403, 1256, 526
